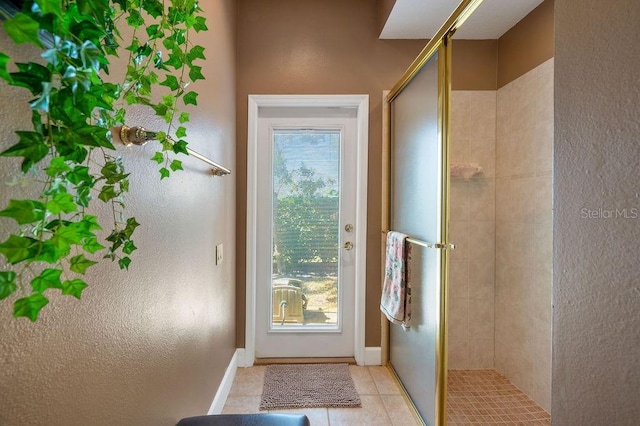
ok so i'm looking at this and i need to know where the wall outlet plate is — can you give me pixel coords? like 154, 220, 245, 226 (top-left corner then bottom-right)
216, 243, 223, 265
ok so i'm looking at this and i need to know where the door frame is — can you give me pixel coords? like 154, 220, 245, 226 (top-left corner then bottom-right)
245, 94, 369, 366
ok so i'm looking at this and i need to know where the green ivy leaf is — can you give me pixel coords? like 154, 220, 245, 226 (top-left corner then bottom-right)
1, 131, 48, 172
193, 16, 208, 32
159, 167, 170, 179
76, 185, 92, 208
80, 40, 101, 73
124, 217, 140, 238
163, 51, 183, 69
83, 238, 105, 254
142, 0, 163, 18
126, 9, 144, 27
0, 271, 17, 300
122, 240, 137, 255
172, 140, 188, 155
178, 111, 190, 124
66, 166, 92, 185
0, 199, 46, 224
35, 241, 62, 263
118, 256, 131, 270
67, 126, 115, 149
80, 215, 102, 231
51, 224, 83, 254
151, 152, 164, 164
46, 193, 77, 214
146, 24, 161, 38
187, 45, 206, 62
4, 13, 43, 47
29, 82, 52, 112
101, 160, 129, 183
69, 254, 98, 275
61, 278, 88, 299
188, 65, 205, 82
41, 47, 59, 67
31, 268, 63, 293
10, 62, 51, 95
183, 91, 198, 105
153, 51, 164, 69
71, 20, 105, 50
76, 0, 108, 25
46, 157, 72, 177
0, 235, 38, 264
106, 229, 126, 251
35, 0, 63, 18
98, 185, 118, 202
152, 103, 168, 117
14, 293, 49, 321
0, 52, 11, 82
31, 110, 43, 134
170, 159, 183, 172
62, 65, 78, 93
175, 126, 187, 138
159, 75, 180, 91
162, 37, 175, 51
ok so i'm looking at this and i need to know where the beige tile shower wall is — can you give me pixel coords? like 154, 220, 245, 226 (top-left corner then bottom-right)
448, 91, 497, 370
495, 58, 553, 411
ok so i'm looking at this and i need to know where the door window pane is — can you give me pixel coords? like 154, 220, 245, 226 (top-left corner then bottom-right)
271, 130, 341, 328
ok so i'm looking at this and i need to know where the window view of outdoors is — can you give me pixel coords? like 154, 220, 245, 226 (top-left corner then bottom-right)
271, 130, 341, 327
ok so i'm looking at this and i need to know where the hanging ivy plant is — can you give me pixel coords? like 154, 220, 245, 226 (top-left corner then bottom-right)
0, 0, 208, 321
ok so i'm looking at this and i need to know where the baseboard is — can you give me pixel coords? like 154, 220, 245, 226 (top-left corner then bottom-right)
207, 349, 239, 414
235, 347, 254, 367
364, 347, 382, 365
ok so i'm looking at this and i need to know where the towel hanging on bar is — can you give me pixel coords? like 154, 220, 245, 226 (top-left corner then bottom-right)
380, 231, 412, 331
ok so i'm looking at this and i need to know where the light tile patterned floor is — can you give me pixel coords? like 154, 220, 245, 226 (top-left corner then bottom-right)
223, 365, 420, 426
447, 370, 551, 425
223, 366, 551, 425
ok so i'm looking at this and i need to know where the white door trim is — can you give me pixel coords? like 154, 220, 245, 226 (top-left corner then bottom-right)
246, 94, 369, 366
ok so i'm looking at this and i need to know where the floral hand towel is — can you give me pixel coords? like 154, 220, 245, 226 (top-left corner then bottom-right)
380, 231, 412, 331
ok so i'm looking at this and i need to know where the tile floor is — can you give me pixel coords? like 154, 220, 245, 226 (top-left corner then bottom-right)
223, 366, 551, 425
447, 370, 551, 425
223, 365, 420, 426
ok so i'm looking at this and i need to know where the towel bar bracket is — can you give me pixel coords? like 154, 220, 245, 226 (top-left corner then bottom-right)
434, 243, 455, 250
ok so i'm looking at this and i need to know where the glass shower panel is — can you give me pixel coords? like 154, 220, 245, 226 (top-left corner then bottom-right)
389, 52, 441, 424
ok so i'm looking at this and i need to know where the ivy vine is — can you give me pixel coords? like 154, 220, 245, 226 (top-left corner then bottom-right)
0, 0, 208, 320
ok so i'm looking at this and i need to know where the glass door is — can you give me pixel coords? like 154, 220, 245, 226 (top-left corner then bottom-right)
389, 50, 444, 425
254, 108, 358, 358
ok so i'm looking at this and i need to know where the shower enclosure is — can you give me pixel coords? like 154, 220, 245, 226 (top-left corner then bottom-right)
382, 0, 553, 425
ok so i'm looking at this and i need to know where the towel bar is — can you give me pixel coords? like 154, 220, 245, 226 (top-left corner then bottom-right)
382, 231, 455, 250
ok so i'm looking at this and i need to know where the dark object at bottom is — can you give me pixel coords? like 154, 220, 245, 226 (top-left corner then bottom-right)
177, 413, 311, 426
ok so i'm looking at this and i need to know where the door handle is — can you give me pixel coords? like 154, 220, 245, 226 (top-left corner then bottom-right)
343, 241, 354, 250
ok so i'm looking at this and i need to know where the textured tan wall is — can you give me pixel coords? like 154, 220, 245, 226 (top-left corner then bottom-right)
0, 1, 237, 425
235, 0, 426, 348
452, 40, 498, 90
498, 0, 554, 88
554, 0, 640, 423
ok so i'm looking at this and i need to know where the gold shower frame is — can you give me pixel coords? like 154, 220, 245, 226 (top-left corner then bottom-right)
381, 1, 484, 425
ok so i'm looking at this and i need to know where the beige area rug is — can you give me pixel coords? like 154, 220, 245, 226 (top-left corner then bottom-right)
260, 363, 362, 410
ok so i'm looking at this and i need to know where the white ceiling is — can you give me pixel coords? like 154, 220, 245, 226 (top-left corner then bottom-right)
380, 0, 544, 39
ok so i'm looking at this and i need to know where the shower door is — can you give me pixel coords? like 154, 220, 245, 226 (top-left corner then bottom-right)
385, 35, 455, 426
383, 1, 481, 425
